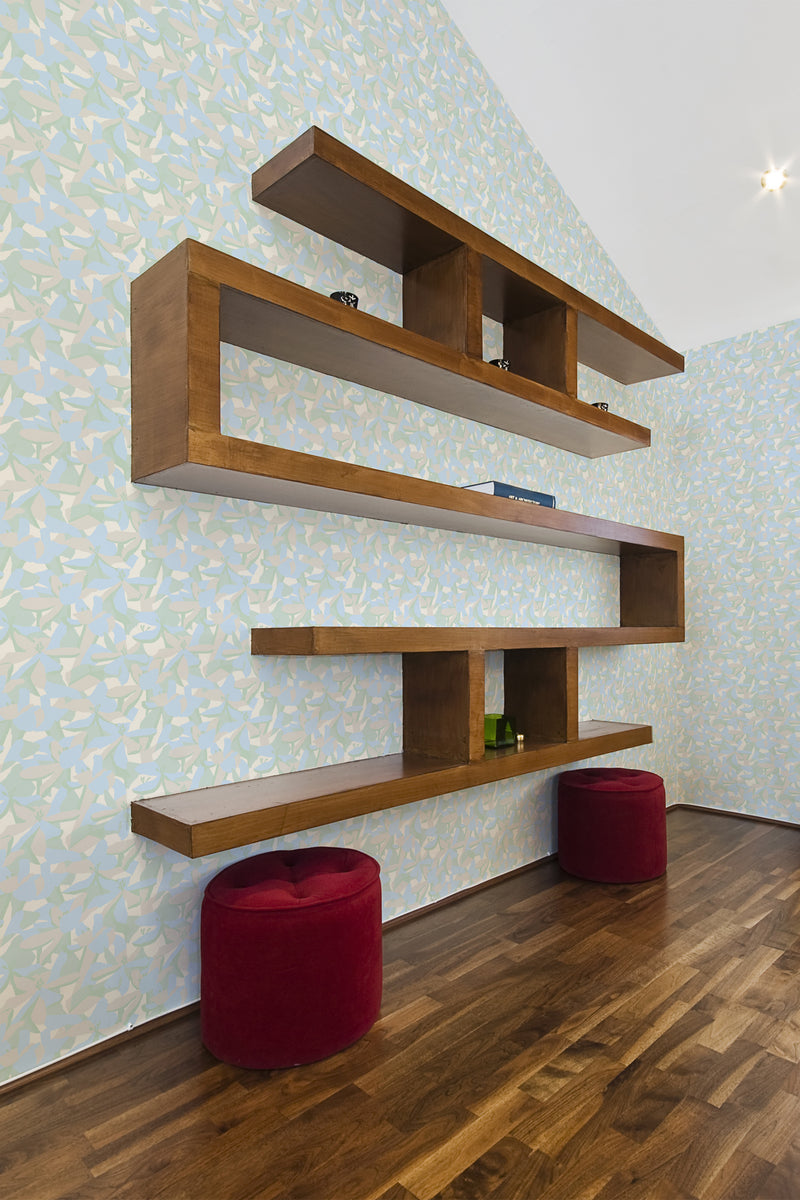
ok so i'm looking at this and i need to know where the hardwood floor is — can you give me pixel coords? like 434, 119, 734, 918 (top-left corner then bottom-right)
2, 808, 800, 1199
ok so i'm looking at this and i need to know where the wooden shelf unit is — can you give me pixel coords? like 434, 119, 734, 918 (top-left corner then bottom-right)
130, 250, 687, 569
252, 126, 684, 388
131, 620, 683, 857
132, 239, 653, 476
129, 127, 685, 859
250, 625, 681, 760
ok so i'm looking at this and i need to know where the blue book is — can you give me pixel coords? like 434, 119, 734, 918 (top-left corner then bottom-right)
463, 480, 556, 508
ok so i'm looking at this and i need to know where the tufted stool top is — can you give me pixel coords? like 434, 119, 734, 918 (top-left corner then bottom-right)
205, 847, 381, 911
561, 767, 664, 793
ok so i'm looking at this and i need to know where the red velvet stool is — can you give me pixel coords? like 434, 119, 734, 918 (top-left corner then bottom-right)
201, 847, 382, 1068
557, 767, 667, 883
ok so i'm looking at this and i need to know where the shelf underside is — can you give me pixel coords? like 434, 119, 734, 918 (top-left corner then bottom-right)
131, 720, 652, 858
139, 431, 682, 557
251, 626, 685, 655
251, 127, 684, 386
219, 282, 650, 458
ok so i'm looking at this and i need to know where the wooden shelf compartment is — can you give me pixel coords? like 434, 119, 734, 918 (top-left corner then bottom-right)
131, 624, 680, 857
130, 720, 652, 858
251, 126, 685, 388
129, 133, 686, 860
131, 239, 653, 464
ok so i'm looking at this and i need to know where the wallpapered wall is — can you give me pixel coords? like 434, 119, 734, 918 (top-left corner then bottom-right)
0, 0, 792, 1088
670, 320, 799, 823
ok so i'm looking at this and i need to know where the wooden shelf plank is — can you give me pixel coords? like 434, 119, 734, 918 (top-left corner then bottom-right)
138, 430, 683, 558
251, 626, 685, 655
251, 127, 684, 385
130, 720, 653, 858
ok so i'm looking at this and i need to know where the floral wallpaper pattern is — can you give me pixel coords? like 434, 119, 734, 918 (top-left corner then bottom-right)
0, 0, 794, 1087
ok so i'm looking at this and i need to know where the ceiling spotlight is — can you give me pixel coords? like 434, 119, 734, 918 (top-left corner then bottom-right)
761, 167, 787, 191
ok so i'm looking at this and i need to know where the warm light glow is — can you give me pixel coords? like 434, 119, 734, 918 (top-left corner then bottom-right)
761, 167, 788, 191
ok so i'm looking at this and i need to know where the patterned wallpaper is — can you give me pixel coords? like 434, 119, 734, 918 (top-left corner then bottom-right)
669, 321, 800, 823
0, 0, 793, 1087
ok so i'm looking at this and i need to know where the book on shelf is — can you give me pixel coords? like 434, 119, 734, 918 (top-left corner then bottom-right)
462, 480, 556, 508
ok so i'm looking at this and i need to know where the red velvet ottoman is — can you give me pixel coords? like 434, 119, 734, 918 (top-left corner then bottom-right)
557, 767, 667, 883
201, 846, 382, 1068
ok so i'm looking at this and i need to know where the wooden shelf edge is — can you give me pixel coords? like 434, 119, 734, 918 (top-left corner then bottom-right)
135, 432, 683, 558
251, 626, 685, 655
131, 721, 653, 858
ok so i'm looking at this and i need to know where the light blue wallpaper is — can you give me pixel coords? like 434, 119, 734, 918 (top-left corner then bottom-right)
3, 0, 786, 1089
669, 321, 800, 822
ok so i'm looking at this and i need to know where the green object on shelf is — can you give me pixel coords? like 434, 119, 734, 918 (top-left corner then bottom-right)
484, 713, 516, 748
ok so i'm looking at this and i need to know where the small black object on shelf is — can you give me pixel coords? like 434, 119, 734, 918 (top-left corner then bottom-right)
592, 402, 609, 411
489, 358, 510, 370
330, 291, 359, 308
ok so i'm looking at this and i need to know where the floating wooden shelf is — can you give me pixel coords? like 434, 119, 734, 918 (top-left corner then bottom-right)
250, 625, 685, 656
130, 128, 686, 860
252, 126, 684, 387
131, 240, 652, 471
132, 621, 683, 857
130, 244, 686, 584
131, 721, 652, 858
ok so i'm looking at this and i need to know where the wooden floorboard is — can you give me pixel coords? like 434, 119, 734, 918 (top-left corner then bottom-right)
2, 809, 800, 1199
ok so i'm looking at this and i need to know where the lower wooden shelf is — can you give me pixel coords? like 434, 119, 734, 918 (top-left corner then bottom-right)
251, 625, 684, 655
131, 719, 651, 858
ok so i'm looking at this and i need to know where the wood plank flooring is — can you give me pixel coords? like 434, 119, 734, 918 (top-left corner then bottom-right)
2, 808, 800, 1199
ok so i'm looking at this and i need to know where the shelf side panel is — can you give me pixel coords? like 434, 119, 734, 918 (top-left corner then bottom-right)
131, 247, 223, 481
503, 304, 578, 398
504, 647, 580, 744
402, 244, 483, 358
131, 244, 190, 479
186, 273, 223, 435
402, 650, 485, 763
620, 546, 685, 631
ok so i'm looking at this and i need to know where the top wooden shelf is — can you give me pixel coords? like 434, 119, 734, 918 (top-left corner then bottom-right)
252, 126, 684, 387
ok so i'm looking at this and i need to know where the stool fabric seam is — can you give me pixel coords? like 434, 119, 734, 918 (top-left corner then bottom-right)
205, 877, 380, 913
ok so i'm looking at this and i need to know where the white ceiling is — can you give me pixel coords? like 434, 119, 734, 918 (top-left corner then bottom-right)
439, 0, 800, 351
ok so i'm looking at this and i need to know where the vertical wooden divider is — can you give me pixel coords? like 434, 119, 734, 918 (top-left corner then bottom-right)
504, 647, 579, 745
403, 649, 485, 762
503, 304, 577, 396
402, 245, 483, 358
131, 243, 191, 479
131, 246, 223, 481
187, 273, 223, 434
620, 546, 684, 629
